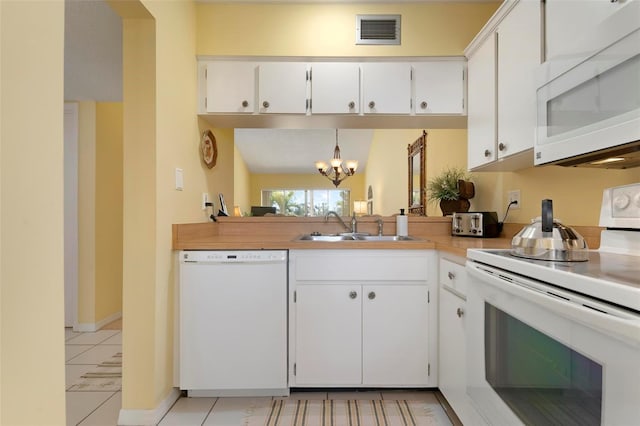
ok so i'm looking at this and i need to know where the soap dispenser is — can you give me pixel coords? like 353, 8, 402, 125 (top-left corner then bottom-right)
396, 209, 408, 237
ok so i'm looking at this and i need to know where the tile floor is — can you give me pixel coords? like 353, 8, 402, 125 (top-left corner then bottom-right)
66, 327, 454, 426
65, 328, 122, 425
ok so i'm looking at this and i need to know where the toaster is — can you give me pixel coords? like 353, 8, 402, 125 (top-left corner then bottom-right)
452, 211, 500, 238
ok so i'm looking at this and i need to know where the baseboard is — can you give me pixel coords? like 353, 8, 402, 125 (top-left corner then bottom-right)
117, 387, 181, 425
75, 311, 122, 332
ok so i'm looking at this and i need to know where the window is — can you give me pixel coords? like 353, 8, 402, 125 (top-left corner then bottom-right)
261, 189, 351, 217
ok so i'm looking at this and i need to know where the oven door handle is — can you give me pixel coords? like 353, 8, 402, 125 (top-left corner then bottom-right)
468, 263, 640, 347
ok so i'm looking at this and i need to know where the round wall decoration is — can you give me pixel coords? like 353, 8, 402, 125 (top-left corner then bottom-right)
201, 130, 218, 169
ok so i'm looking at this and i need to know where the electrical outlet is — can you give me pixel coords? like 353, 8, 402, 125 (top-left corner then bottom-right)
508, 190, 521, 209
202, 193, 209, 210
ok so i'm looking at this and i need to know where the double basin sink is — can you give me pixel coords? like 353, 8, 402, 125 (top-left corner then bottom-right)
296, 233, 419, 242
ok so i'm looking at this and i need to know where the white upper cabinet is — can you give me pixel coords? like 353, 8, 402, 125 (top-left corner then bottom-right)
204, 61, 256, 113
545, 0, 630, 62
466, 0, 541, 171
361, 63, 412, 114
496, 0, 541, 161
258, 62, 309, 114
467, 34, 497, 169
413, 60, 465, 115
310, 63, 360, 114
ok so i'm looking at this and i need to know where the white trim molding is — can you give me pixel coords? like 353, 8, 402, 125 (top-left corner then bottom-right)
117, 388, 181, 426
75, 311, 122, 332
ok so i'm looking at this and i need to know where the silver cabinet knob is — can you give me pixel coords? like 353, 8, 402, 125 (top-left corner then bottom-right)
420, 101, 428, 109
484, 149, 491, 157
262, 101, 270, 108
447, 271, 455, 280
348, 101, 355, 109
349, 291, 357, 299
241, 100, 249, 108
456, 308, 464, 318
368, 101, 375, 109
498, 142, 506, 151
368, 291, 376, 300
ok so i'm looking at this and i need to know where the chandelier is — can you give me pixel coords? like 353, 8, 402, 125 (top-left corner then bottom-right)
315, 129, 358, 187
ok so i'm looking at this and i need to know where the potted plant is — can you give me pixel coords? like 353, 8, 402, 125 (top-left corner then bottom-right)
426, 167, 474, 216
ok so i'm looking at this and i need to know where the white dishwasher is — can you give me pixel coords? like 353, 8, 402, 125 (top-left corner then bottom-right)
178, 250, 288, 397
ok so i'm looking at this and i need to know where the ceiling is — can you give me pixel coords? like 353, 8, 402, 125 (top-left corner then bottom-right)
234, 129, 373, 174
64, 0, 122, 102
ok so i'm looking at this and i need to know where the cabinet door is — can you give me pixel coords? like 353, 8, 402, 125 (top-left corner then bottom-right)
295, 285, 362, 385
467, 33, 497, 170
311, 63, 360, 114
438, 286, 466, 400
413, 61, 465, 114
545, 0, 626, 62
362, 285, 429, 385
205, 62, 256, 113
258, 63, 308, 114
362, 63, 412, 114
496, 0, 541, 160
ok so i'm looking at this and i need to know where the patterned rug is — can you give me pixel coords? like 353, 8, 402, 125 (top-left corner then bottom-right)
245, 400, 439, 426
68, 353, 122, 392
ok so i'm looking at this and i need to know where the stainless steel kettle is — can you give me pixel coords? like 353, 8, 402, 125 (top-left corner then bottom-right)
511, 199, 588, 261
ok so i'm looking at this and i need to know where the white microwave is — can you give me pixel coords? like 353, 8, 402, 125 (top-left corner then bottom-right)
536, 2, 640, 169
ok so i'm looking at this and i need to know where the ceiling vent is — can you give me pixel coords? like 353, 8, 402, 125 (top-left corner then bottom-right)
356, 14, 401, 45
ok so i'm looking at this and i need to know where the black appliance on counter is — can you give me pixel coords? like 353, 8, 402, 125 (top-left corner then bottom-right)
451, 211, 500, 238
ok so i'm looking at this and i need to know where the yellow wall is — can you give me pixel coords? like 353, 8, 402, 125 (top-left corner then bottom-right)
114, 0, 204, 412
234, 143, 251, 215
199, 125, 235, 214
120, 11, 158, 411
78, 101, 97, 325
95, 102, 123, 321
366, 129, 470, 216
250, 173, 366, 214
483, 167, 640, 226
0, 1, 66, 424
197, 2, 500, 56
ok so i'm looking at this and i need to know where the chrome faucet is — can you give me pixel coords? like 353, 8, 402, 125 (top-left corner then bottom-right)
376, 217, 384, 236
351, 212, 358, 234
325, 211, 352, 232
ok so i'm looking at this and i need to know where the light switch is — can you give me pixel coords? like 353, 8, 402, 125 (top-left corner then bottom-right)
175, 168, 184, 191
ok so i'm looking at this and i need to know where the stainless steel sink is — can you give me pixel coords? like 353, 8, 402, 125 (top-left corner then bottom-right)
296, 235, 356, 242
354, 235, 418, 241
295, 234, 418, 242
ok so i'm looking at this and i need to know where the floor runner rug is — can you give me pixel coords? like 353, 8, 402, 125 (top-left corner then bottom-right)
245, 400, 440, 426
68, 353, 122, 392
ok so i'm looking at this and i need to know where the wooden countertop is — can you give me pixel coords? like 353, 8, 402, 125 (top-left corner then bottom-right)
173, 217, 601, 257
171, 217, 522, 257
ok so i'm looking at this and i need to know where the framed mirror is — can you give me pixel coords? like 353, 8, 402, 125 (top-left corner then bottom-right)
408, 130, 427, 215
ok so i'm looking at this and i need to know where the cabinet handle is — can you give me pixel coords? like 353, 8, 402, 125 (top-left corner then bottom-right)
349, 291, 358, 299
368, 101, 375, 109
420, 101, 428, 109
262, 101, 270, 108
456, 308, 464, 318
498, 142, 506, 151
368, 291, 376, 300
241, 100, 249, 108
447, 271, 455, 280
484, 149, 491, 157
348, 101, 355, 109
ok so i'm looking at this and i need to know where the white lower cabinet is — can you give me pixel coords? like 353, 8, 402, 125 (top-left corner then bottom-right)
438, 255, 487, 425
295, 285, 362, 385
362, 285, 429, 385
290, 249, 437, 388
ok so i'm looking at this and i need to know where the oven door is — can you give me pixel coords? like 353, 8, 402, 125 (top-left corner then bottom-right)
466, 260, 640, 426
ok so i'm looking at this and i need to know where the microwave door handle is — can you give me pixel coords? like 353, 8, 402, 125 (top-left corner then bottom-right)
467, 263, 640, 346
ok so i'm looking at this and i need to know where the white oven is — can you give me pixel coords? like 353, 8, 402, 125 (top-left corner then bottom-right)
465, 184, 640, 425
535, 1, 640, 168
